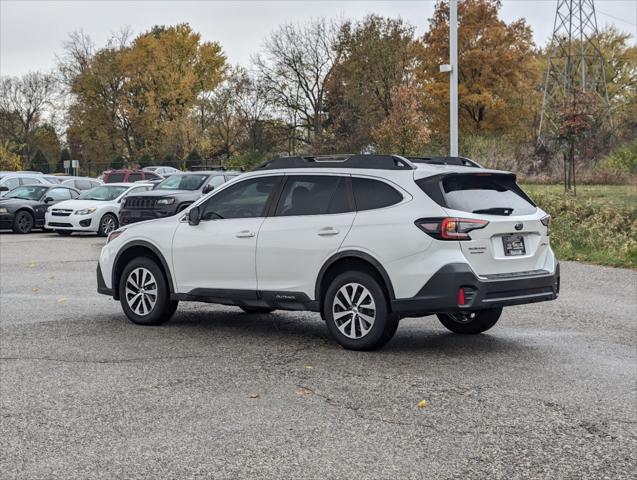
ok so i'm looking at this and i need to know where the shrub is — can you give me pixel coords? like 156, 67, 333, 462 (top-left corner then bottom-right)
597, 141, 637, 175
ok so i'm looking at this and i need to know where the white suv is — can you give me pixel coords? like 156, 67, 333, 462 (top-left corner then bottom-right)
97, 155, 559, 350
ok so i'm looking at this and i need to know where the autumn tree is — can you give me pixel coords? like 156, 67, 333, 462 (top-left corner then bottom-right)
419, 0, 541, 141
0, 72, 58, 165
66, 24, 226, 168
326, 15, 418, 152
372, 85, 430, 155
254, 18, 340, 152
0, 140, 22, 170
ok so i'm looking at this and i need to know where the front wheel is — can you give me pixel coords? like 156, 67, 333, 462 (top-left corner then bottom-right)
12, 211, 34, 234
98, 213, 118, 237
437, 307, 502, 334
119, 257, 178, 326
324, 271, 398, 351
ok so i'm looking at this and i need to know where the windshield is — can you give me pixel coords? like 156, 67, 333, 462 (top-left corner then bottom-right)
79, 185, 128, 201
156, 174, 208, 191
4, 185, 48, 200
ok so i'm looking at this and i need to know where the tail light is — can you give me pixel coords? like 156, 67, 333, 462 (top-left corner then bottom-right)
415, 217, 489, 241
541, 215, 551, 236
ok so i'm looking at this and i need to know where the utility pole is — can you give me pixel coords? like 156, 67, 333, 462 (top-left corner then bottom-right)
440, 0, 459, 156
538, 0, 612, 192
449, 0, 458, 157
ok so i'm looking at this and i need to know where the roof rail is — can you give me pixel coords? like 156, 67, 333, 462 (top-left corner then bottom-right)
256, 154, 415, 171
407, 156, 482, 168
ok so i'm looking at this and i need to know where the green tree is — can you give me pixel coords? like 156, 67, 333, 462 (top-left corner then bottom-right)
185, 150, 202, 170
326, 15, 418, 152
30, 149, 50, 173
111, 155, 125, 169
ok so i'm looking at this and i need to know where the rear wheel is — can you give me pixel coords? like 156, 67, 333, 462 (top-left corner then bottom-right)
12, 211, 34, 234
98, 213, 118, 237
119, 257, 178, 326
437, 307, 502, 334
240, 306, 275, 314
324, 271, 398, 350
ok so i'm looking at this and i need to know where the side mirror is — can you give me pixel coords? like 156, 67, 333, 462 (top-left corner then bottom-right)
202, 184, 214, 194
0, 186, 9, 192
188, 206, 201, 226
44, 197, 55, 203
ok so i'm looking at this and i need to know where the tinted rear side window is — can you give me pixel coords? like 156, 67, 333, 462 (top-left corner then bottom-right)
421, 174, 536, 216
275, 175, 352, 216
352, 177, 403, 211
127, 173, 142, 182
106, 173, 125, 183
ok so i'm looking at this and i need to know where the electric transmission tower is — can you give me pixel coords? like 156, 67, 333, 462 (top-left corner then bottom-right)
538, 0, 612, 190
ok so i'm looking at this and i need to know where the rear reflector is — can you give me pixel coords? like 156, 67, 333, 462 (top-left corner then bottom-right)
457, 288, 466, 305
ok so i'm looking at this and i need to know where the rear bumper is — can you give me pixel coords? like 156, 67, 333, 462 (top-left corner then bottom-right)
392, 262, 560, 316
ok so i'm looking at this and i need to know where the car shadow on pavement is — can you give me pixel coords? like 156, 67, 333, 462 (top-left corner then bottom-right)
122, 308, 535, 356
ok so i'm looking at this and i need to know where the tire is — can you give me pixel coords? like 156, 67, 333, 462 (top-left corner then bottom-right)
324, 271, 399, 351
118, 256, 178, 326
97, 213, 118, 237
12, 210, 34, 234
437, 307, 503, 334
240, 306, 275, 314
56, 230, 73, 236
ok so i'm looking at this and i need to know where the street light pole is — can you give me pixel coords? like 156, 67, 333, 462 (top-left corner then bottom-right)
449, 0, 458, 157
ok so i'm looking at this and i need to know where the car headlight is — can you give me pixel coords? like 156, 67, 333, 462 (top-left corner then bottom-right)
75, 207, 97, 215
157, 198, 175, 205
107, 227, 126, 243
0, 208, 8, 214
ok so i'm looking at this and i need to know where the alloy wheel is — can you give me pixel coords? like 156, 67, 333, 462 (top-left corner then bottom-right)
332, 282, 376, 339
101, 216, 117, 235
16, 213, 33, 233
125, 267, 158, 316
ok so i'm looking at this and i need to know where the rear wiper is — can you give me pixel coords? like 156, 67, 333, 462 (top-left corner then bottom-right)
473, 207, 513, 216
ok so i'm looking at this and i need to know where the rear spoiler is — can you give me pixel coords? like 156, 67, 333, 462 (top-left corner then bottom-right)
415, 171, 536, 209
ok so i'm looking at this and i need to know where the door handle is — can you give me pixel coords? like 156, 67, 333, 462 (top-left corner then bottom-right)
235, 230, 256, 238
318, 227, 339, 236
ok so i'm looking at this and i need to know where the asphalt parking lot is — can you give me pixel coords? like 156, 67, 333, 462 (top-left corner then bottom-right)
0, 232, 635, 479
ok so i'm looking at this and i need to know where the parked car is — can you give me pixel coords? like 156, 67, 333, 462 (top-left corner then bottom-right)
42, 175, 64, 184
45, 183, 154, 236
0, 173, 51, 197
60, 177, 103, 191
142, 166, 181, 177
101, 169, 162, 183
0, 184, 80, 233
118, 170, 240, 226
97, 154, 559, 350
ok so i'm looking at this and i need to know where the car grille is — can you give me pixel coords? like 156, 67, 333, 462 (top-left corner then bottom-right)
124, 197, 159, 209
51, 209, 73, 217
49, 222, 73, 227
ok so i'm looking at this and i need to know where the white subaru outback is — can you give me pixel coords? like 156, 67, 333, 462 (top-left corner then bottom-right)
97, 155, 559, 350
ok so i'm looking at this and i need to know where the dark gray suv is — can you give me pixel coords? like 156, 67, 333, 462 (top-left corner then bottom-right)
119, 171, 241, 226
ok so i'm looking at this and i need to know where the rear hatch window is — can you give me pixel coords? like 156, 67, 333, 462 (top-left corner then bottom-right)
417, 173, 536, 216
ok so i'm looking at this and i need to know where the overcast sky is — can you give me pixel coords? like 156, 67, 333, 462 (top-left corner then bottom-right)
1, 0, 635, 77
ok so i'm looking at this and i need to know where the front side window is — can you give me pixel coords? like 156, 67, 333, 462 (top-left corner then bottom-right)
46, 188, 73, 201
352, 177, 403, 211
157, 174, 208, 191
206, 175, 226, 190
200, 176, 279, 221
275, 175, 352, 216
